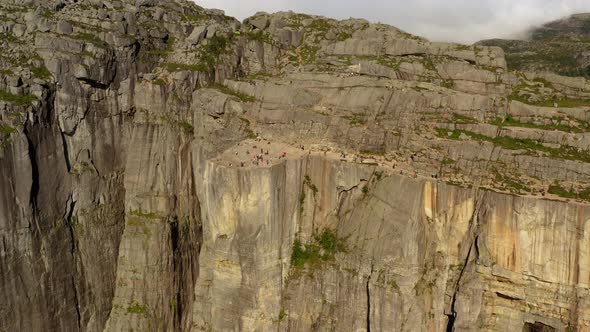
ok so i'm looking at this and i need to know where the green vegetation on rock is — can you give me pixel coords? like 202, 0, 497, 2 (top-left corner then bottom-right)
127, 302, 148, 314
0, 124, 15, 135
71, 33, 109, 49
548, 182, 590, 201
492, 115, 589, 133
147, 37, 176, 56
341, 114, 366, 126
0, 90, 36, 105
436, 128, 590, 163
213, 85, 256, 102
509, 81, 590, 108
290, 229, 347, 269
196, 35, 232, 72
32, 66, 51, 79
238, 117, 257, 139
161, 62, 205, 72
245, 30, 277, 46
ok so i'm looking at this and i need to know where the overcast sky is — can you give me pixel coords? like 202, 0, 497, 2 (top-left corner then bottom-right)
193, 0, 590, 44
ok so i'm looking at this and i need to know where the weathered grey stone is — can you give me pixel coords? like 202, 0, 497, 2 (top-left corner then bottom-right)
249, 15, 269, 30
186, 25, 206, 44
0, 3, 589, 332
56, 20, 73, 35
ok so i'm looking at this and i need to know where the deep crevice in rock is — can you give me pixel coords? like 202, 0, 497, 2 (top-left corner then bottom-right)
65, 198, 81, 330
24, 127, 39, 209
60, 130, 72, 172
366, 263, 374, 332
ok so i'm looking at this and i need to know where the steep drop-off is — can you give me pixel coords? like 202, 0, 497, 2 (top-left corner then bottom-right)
1, 1, 590, 331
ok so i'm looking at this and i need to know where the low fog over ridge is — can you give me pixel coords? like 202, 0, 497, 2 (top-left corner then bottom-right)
194, 0, 590, 43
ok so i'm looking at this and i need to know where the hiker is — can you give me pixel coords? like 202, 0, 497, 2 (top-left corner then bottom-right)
241, 162, 244, 167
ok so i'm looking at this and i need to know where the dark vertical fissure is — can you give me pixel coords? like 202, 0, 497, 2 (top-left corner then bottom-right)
24, 127, 39, 209
446, 236, 477, 332
170, 218, 182, 327
366, 264, 374, 332
59, 131, 71, 172
65, 198, 81, 330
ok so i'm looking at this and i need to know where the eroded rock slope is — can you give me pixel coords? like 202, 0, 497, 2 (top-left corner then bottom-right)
0, 1, 589, 331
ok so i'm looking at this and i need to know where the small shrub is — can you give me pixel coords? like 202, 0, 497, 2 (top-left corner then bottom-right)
290, 229, 347, 269
0, 124, 16, 135
178, 121, 193, 134
341, 114, 367, 126
127, 302, 147, 314
32, 66, 51, 79
0, 90, 37, 105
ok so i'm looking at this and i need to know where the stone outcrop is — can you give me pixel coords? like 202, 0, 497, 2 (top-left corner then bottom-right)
0, 1, 589, 331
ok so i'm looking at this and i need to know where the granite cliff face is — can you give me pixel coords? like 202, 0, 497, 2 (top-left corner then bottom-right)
1, 1, 590, 331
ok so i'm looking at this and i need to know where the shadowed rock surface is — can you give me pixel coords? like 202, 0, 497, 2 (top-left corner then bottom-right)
0, 1, 589, 331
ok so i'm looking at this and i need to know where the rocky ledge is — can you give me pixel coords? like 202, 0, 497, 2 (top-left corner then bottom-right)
0, 1, 589, 331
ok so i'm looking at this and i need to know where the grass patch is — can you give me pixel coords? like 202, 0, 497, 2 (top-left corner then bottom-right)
337, 31, 352, 41
0, 90, 37, 105
31, 66, 51, 79
245, 30, 276, 46
196, 35, 232, 72
341, 114, 367, 126
238, 117, 257, 139
307, 19, 332, 33
490, 168, 530, 194
0, 32, 18, 43
509, 81, 590, 108
178, 121, 193, 133
492, 115, 589, 133
377, 56, 401, 71
548, 182, 590, 201
182, 13, 207, 22
436, 128, 590, 163
146, 37, 176, 56
452, 113, 479, 124
0, 124, 16, 135
71, 33, 109, 49
127, 302, 147, 314
291, 229, 347, 269
213, 85, 256, 102
160, 62, 207, 72
300, 44, 320, 64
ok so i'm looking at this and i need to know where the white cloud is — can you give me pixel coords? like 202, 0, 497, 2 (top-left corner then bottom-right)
192, 0, 590, 43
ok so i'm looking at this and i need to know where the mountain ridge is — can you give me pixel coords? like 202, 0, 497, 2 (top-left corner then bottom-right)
0, 1, 589, 331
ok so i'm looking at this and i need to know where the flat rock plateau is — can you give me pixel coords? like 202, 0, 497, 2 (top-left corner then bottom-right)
1, 0, 590, 331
